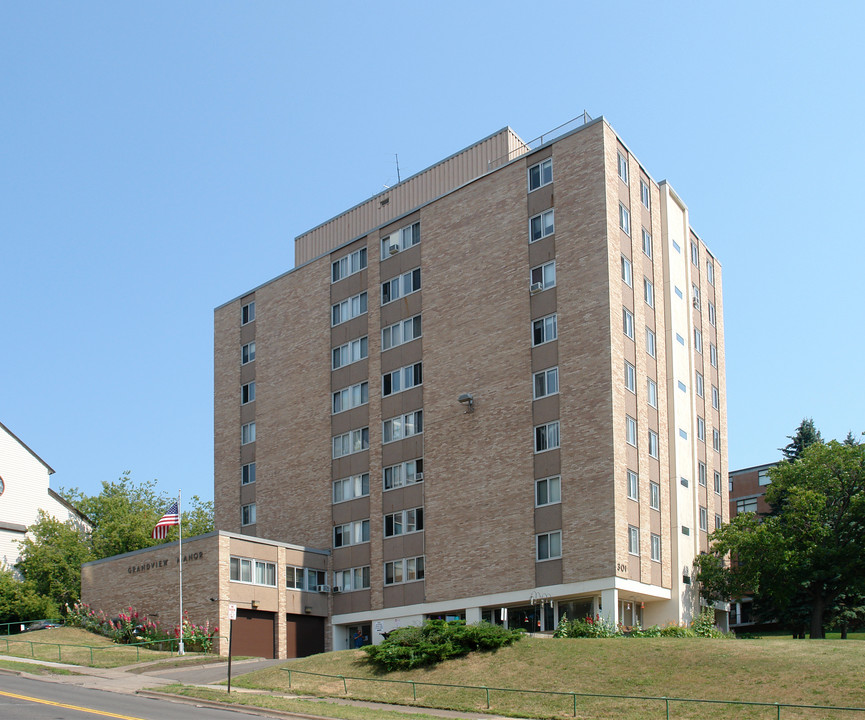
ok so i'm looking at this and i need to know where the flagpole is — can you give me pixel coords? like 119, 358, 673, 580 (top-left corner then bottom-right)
178, 489, 184, 656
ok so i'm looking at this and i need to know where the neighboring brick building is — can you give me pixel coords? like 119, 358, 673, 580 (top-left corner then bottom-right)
214, 114, 729, 651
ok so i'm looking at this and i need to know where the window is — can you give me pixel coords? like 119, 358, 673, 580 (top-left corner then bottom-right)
628, 526, 640, 555
333, 473, 370, 503
382, 314, 422, 351
697, 416, 705, 441
627, 470, 639, 501
536, 476, 561, 506
692, 284, 701, 309
642, 379, 657, 410
706, 260, 715, 285
334, 566, 370, 592
698, 461, 707, 487
699, 507, 708, 532
536, 530, 562, 561
242, 462, 255, 485
646, 327, 656, 357
681, 476, 689, 488
649, 481, 660, 510
679, 428, 688, 440
678, 380, 687, 393
333, 381, 369, 414
624, 362, 636, 394
737, 497, 758, 514
384, 507, 424, 537
382, 268, 421, 305
285, 565, 304, 590
381, 222, 420, 257
286, 567, 326, 591
648, 430, 659, 458
645, 278, 655, 309
710, 344, 718, 368
676, 333, 685, 346
383, 458, 424, 490
529, 209, 555, 242
640, 180, 650, 208
534, 367, 559, 399
334, 519, 370, 547
695, 371, 704, 397
332, 247, 368, 282
241, 422, 256, 445
694, 328, 703, 354
382, 362, 422, 397
622, 308, 634, 339
230, 557, 253, 583
531, 260, 556, 290
672, 240, 681, 253
714, 471, 722, 494
617, 151, 629, 183
758, 469, 771, 486
241, 381, 255, 404
383, 410, 423, 444
254, 560, 276, 587
532, 313, 558, 346
713, 428, 721, 452
712, 385, 720, 410
675, 286, 683, 299
241, 341, 256, 365
241, 503, 256, 526
621, 255, 632, 286
708, 302, 716, 326
332, 427, 369, 458
528, 158, 553, 191
241, 301, 255, 325
690, 242, 699, 267
715, 514, 722, 531
332, 291, 368, 326
385, 556, 425, 585
626, 416, 637, 446
642, 228, 652, 258
332, 336, 368, 370
682, 526, 690, 536
619, 203, 631, 235
651, 534, 661, 562
535, 421, 560, 453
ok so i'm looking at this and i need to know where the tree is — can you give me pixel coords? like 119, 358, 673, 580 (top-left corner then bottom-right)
780, 417, 823, 461
0, 567, 59, 624
698, 439, 865, 638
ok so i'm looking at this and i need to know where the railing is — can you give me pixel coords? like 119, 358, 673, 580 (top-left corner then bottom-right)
0, 635, 212, 665
283, 668, 865, 719
487, 111, 594, 171
0, 619, 64, 636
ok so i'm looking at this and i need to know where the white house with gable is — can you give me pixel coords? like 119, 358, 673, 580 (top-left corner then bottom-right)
0, 421, 90, 574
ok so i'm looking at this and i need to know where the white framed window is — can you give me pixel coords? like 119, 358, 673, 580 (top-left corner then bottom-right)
640, 180, 650, 209
644, 278, 654, 308
708, 302, 716, 326
382, 314, 422, 351
695, 371, 704, 397
712, 385, 720, 409
332, 336, 368, 370
642, 228, 652, 258
529, 209, 555, 242
534, 367, 559, 399
692, 284, 701, 309
650, 533, 661, 562
628, 525, 640, 555
758, 469, 771, 486
536, 476, 561, 507
648, 430, 659, 458
678, 380, 686, 393
714, 471, 722, 494
697, 416, 705, 441
676, 333, 685, 346
623, 308, 634, 339
285, 565, 304, 590
383, 410, 423, 444
241, 503, 256, 526
673, 240, 681, 253
710, 343, 718, 368
698, 461, 707, 486
285, 566, 326, 592
694, 328, 703, 354
617, 151, 629, 183
647, 378, 658, 408
241, 341, 256, 365
619, 203, 631, 235
334, 566, 370, 592
255, 560, 276, 587
715, 514, 722, 531
332, 427, 369, 458
384, 507, 424, 537
675, 286, 683, 299
646, 327, 656, 357
532, 313, 558, 346
627, 470, 639, 501
626, 415, 637, 447
528, 158, 553, 191
333, 473, 370, 503
649, 481, 660, 510
713, 428, 721, 451
531, 260, 556, 290
535, 421, 560, 453
699, 506, 708, 532
382, 362, 422, 397
332, 291, 368, 326
333, 381, 369, 414
536, 530, 562, 561
241, 301, 255, 325
383, 458, 424, 490
382, 268, 421, 305
381, 222, 420, 257
624, 361, 636, 394
680, 428, 688, 440
241, 462, 255, 485
334, 519, 370, 547
690, 242, 699, 267
241, 422, 256, 445
332, 247, 368, 283
621, 255, 632, 286
241, 381, 255, 405
385, 556, 425, 585
231, 556, 253, 583
706, 260, 715, 285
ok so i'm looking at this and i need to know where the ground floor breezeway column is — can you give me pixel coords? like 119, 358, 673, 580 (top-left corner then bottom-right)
600, 588, 618, 626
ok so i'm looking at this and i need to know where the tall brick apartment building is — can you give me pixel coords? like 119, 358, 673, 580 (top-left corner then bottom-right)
214, 115, 728, 651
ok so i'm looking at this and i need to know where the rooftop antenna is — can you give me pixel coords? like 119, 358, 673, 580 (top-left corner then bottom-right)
395, 154, 401, 183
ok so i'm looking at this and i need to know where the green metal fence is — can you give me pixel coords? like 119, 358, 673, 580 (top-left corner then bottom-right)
0, 635, 197, 664
0, 619, 64, 636
283, 668, 865, 719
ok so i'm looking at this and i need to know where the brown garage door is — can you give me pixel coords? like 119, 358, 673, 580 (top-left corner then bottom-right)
286, 614, 324, 658
232, 609, 275, 659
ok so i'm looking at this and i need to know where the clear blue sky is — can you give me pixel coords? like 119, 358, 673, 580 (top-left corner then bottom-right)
2, 1, 863, 503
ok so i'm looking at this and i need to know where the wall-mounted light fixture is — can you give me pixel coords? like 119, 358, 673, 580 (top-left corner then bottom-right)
457, 393, 474, 413
251, 600, 259, 610
304, 606, 312, 614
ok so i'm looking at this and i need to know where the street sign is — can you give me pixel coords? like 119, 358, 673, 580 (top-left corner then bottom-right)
228, 604, 237, 620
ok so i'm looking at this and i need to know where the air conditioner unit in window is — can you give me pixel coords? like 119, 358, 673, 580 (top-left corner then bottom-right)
415, 472, 424, 480
530, 282, 543, 294
316, 585, 330, 593
332, 586, 341, 593
692, 298, 700, 309
388, 243, 400, 255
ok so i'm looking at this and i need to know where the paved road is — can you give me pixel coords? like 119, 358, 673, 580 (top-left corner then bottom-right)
138, 657, 288, 685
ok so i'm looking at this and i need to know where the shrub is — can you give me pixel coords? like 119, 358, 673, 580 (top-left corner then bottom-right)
362, 620, 522, 671
0, 569, 59, 625
691, 608, 726, 638
658, 623, 696, 637
553, 614, 621, 638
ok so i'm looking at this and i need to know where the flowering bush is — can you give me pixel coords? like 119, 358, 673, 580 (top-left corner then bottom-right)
553, 613, 621, 638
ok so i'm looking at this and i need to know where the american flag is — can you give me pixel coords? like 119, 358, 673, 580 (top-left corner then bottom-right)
152, 501, 179, 539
